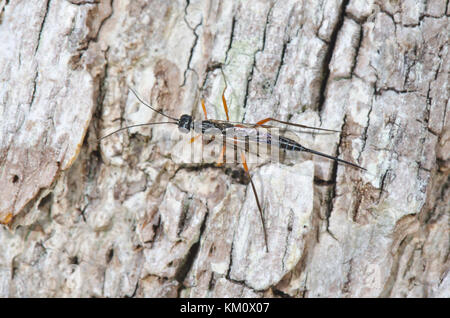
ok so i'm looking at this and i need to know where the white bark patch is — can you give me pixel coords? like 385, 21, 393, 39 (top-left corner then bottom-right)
230, 161, 314, 290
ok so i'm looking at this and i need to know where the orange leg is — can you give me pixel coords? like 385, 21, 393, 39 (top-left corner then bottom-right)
201, 99, 208, 120
220, 68, 230, 121
240, 151, 268, 252
255, 117, 272, 126
222, 91, 230, 121
189, 135, 201, 144
216, 143, 227, 167
256, 117, 340, 132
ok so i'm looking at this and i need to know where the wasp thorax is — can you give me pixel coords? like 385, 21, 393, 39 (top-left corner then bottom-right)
178, 114, 193, 133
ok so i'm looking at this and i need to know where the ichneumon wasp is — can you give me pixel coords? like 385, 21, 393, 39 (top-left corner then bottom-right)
99, 87, 365, 252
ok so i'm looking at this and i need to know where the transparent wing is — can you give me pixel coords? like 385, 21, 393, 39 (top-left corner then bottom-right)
217, 126, 284, 164
200, 124, 364, 170
209, 119, 339, 143
213, 119, 331, 130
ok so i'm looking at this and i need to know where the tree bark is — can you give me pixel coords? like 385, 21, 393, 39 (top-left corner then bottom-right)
0, 0, 448, 297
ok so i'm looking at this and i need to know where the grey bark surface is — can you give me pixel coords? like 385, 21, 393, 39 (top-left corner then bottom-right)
0, 0, 448, 297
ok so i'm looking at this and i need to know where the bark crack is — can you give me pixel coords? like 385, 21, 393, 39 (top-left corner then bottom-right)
324, 115, 347, 237
182, 0, 203, 87
29, 69, 39, 109
317, 0, 349, 113
342, 258, 353, 294
224, 276, 264, 294
128, 279, 139, 298
350, 21, 364, 77
68, 0, 100, 5
224, 16, 236, 65
174, 207, 209, 285
272, 287, 293, 298
378, 168, 390, 200
95, 46, 110, 136
34, 0, 51, 56
273, 41, 287, 88
242, 2, 274, 121
177, 194, 194, 236
0, 0, 9, 24
358, 93, 374, 160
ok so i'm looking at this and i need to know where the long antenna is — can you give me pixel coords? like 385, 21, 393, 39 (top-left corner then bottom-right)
302, 146, 366, 170
128, 87, 178, 121
99, 122, 178, 140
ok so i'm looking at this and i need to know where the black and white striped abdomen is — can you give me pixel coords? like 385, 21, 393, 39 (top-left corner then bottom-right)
279, 136, 305, 152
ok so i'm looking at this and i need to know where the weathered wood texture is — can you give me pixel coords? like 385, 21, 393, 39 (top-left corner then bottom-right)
0, 0, 448, 297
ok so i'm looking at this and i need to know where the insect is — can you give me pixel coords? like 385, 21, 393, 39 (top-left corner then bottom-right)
100, 87, 365, 252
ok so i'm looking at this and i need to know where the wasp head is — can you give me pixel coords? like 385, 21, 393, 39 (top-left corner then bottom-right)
178, 114, 193, 134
